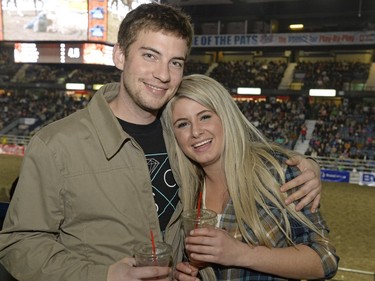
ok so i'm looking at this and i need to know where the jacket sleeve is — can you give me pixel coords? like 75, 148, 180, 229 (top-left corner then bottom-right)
0, 136, 108, 281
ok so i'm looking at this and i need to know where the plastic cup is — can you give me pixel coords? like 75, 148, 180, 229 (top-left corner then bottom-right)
134, 241, 172, 267
181, 208, 217, 267
181, 208, 218, 236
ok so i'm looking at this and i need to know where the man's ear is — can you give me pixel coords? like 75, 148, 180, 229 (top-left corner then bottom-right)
113, 43, 125, 71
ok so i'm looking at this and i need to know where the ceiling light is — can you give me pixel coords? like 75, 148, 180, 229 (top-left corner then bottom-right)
66, 83, 85, 90
309, 89, 336, 97
237, 87, 261, 95
289, 24, 304, 30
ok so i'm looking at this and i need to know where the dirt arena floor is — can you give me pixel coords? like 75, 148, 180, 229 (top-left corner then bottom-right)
0, 154, 374, 280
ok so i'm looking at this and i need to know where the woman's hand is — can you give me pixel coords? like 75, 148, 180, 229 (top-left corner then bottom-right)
185, 227, 250, 267
173, 262, 199, 281
184, 228, 328, 280
281, 155, 321, 212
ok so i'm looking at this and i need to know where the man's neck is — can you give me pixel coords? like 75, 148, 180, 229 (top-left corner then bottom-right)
109, 93, 158, 125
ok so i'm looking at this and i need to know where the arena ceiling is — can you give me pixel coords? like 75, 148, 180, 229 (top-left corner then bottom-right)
163, 0, 375, 33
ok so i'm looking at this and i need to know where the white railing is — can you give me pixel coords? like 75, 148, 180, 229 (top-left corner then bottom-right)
315, 156, 375, 173
0, 135, 31, 146
335, 267, 375, 281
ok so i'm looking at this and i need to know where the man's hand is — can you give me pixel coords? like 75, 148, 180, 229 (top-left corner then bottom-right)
107, 257, 171, 281
280, 155, 321, 212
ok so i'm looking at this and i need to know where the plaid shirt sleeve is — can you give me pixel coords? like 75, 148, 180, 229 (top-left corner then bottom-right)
285, 163, 340, 279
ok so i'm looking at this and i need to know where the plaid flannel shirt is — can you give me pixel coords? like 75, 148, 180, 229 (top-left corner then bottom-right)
207, 154, 339, 281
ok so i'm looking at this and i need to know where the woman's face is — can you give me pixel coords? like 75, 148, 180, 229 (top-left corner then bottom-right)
171, 97, 224, 170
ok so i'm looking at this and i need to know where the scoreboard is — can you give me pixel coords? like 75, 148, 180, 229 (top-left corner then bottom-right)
14, 42, 114, 65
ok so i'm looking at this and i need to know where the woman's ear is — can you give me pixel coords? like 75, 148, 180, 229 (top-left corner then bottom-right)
112, 43, 125, 71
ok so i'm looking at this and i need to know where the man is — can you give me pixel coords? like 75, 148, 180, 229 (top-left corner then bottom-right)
0, 3, 321, 281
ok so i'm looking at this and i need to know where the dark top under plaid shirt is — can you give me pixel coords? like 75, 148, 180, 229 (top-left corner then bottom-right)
208, 153, 339, 281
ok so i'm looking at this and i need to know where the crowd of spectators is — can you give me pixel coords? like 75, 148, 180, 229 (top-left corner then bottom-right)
236, 97, 308, 150
0, 46, 374, 160
65, 65, 121, 85
210, 60, 287, 92
19, 64, 68, 84
0, 46, 22, 83
1, 88, 373, 160
183, 61, 209, 76
0, 90, 88, 136
6, 63, 121, 85
306, 100, 374, 160
293, 61, 370, 90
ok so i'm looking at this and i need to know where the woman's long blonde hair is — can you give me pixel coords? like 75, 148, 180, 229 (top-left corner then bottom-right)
161, 74, 322, 247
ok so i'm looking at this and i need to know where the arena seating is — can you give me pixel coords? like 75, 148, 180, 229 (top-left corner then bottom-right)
292, 61, 370, 91
0, 46, 374, 160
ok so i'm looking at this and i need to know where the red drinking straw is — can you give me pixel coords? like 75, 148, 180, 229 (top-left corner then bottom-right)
150, 229, 156, 257
195, 191, 203, 229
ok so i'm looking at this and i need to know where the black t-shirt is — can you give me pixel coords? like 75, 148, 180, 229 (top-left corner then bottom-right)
117, 118, 179, 234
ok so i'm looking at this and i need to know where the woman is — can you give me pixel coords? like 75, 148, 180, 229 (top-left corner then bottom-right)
161, 74, 339, 280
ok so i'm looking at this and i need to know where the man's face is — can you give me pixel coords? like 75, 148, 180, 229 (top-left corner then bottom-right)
114, 30, 188, 117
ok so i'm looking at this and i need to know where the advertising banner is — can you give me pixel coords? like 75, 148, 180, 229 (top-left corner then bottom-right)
321, 169, 350, 183
0, 144, 25, 156
193, 31, 375, 48
359, 172, 375, 187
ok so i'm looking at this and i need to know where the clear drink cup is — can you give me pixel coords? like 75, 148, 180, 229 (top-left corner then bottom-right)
181, 208, 217, 267
134, 241, 172, 267
181, 208, 218, 236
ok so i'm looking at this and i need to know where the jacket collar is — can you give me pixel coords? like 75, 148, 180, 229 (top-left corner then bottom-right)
88, 83, 130, 159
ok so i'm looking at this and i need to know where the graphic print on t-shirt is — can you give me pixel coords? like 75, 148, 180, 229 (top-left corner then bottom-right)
116, 117, 179, 232
146, 152, 179, 231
